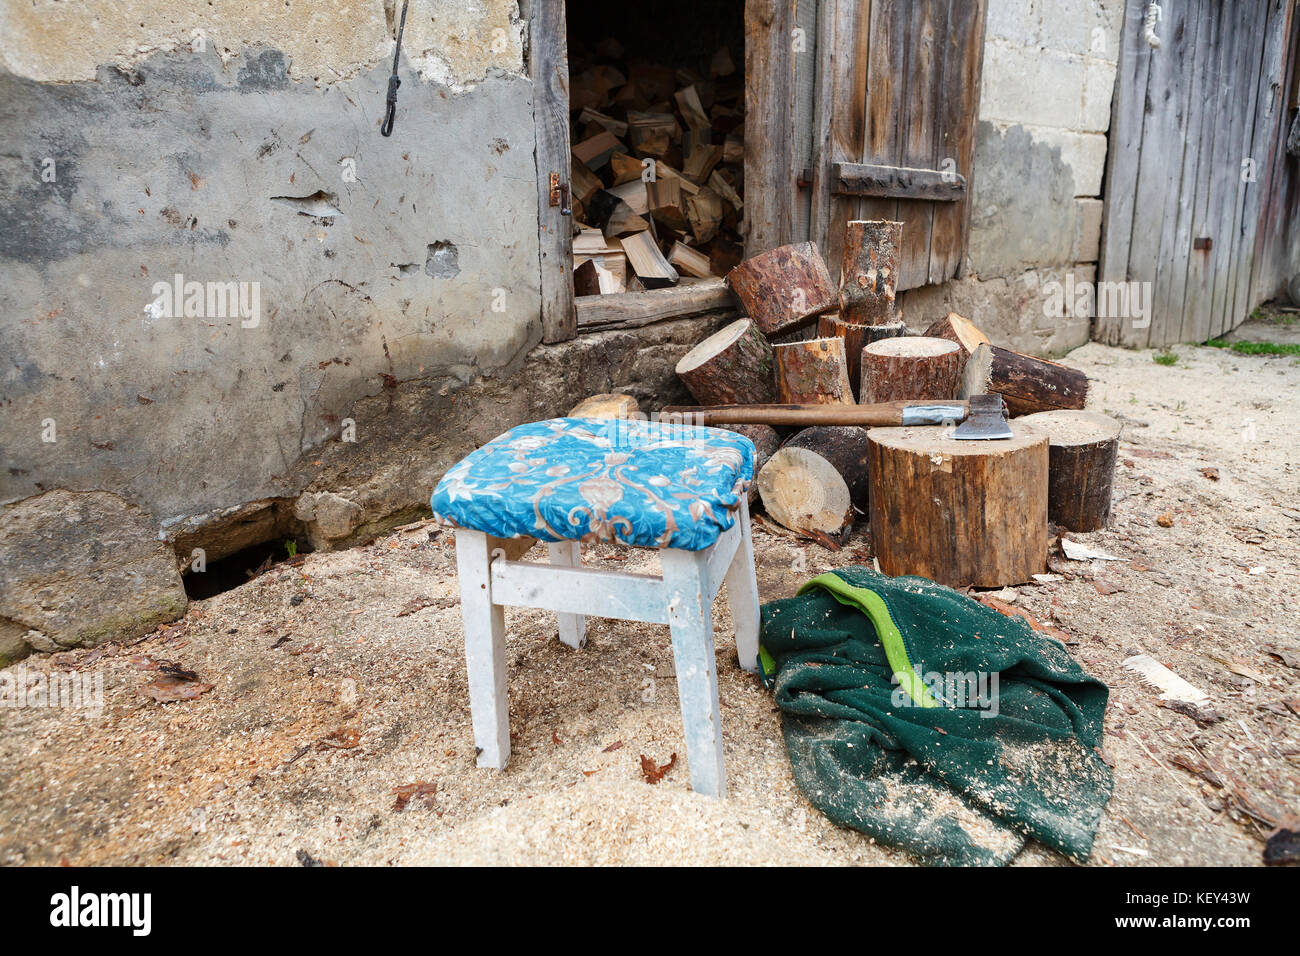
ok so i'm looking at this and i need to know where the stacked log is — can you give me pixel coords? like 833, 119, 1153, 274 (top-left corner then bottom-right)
839, 220, 903, 325
757, 426, 872, 536
958, 344, 1089, 416
773, 338, 854, 405
726, 242, 837, 336
858, 337, 963, 404
1017, 410, 1121, 531
674, 318, 776, 406
817, 311, 909, 394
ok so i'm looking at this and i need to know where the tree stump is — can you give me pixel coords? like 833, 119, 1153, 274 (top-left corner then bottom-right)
959, 343, 1089, 416
725, 242, 836, 336
817, 311, 909, 394
773, 337, 854, 405
1017, 411, 1121, 531
758, 426, 873, 535
859, 336, 963, 404
674, 318, 777, 406
720, 423, 781, 504
867, 422, 1049, 587
839, 220, 902, 325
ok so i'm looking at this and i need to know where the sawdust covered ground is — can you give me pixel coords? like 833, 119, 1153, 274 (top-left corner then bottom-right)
1, 340, 1297, 866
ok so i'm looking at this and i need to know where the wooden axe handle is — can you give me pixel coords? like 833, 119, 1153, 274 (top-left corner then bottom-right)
658, 401, 970, 427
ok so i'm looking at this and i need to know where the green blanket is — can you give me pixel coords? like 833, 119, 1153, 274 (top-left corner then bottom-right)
759, 568, 1112, 866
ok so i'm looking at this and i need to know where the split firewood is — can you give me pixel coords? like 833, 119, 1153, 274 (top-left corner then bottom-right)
668, 242, 713, 278
609, 151, 647, 186
620, 231, 679, 288
684, 187, 723, 243
758, 426, 872, 535
923, 311, 989, 359
646, 177, 688, 232
683, 143, 723, 184
708, 170, 743, 211
577, 107, 628, 138
675, 318, 777, 406
572, 130, 623, 170
710, 46, 736, 78
867, 423, 1049, 588
572, 227, 622, 257
773, 337, 854, 405
1018, 410, 1121, 532
674, 85, 711, 132
608, 179, 650, 216
816, 311, 909, 394
727, 242, 837, 336
959, 343, 1089, 416
586, 190, 649, 239
571, 159, 604, 206
723, 135, 744, 165
573, 254, 626, 295
570, 393, 641, 419
858, 336, 963, 404
627, 111, 679, 148
628, 63, 676, 101
839, 220, 902, 325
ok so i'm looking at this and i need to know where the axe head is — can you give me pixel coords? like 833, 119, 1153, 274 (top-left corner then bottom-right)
952, 393, 1013, 440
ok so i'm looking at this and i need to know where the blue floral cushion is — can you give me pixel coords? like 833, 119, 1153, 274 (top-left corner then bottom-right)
431, 418, 754, 551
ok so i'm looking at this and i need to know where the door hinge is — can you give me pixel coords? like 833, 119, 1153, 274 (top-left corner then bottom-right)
549, 172, 571, 216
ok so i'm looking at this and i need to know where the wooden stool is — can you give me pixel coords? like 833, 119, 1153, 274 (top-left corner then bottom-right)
432, 417, 761, 798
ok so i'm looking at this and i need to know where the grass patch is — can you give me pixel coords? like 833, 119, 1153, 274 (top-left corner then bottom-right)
1153, 350, 1179, 366
1204, 338, 1300, 357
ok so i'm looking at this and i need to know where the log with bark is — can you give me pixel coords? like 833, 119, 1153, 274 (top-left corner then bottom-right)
720, 423, 780, 505
858, 336, 963, 404
726, 242, 837, 336
958, 343, 1089, 417
674, 318, 777, 406
757, 426, 872, 536
839, 220, 903, 325
867, 422, 1049, 587
816, 312, 909, 394
773, 337, 854, 405
1017, 410, 1121, 532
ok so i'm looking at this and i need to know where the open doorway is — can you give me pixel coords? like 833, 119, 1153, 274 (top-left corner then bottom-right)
564, 2, 745, 315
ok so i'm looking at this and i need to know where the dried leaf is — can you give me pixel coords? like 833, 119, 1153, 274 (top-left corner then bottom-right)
639, 752, 677, 784
602, 740, 624, 753
392, 780, 437, 812
1200, 466, 1220, 481
317, 728, 361, 750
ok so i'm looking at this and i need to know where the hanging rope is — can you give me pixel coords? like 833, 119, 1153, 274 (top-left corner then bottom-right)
381, 0, 410, 137
1143, 2, 1163, 49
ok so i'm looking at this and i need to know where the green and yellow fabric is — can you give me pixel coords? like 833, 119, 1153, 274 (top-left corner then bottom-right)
759, 567, 1112, 865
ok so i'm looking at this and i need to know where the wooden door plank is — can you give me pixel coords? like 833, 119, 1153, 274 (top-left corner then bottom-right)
893, 0, 943, 291
857, 0, 906, 240
1098, 0, 1156, 344
811, 0, 871, 280
528, 0, 576, 344
1123, 0, 1198, 348
745, 0, 797, 255
927, 0, 984, 286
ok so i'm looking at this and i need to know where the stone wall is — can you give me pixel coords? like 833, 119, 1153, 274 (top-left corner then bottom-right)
904, 0, 1124, 355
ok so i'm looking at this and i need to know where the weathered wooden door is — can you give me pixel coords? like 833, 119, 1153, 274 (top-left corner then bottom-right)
1099, 0, 1298, 347
802, 0, 988, 291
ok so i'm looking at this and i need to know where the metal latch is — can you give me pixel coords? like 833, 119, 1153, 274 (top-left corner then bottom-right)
549, 172, 571, 216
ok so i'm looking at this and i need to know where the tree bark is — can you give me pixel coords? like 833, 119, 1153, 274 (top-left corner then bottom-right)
839, 220, 902, 325
859, 336, 963, 404
959, 343, 1089, 416
817, 311, 909, 395
923, 312, 989, 359
773, 338, 854, 405
725, 241, 837, 335
781, 426, 873, 511
719, 423, 781, 504
675, 318, 777, 406
1018, 411, 1121, 532
867, 422, 1049, 587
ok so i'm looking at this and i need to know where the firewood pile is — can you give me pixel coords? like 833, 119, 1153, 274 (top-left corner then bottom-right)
662, 221, 1114, 588
567, 38, 746, 295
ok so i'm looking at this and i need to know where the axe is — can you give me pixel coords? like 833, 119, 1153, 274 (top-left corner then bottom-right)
659, 393, 1013, 440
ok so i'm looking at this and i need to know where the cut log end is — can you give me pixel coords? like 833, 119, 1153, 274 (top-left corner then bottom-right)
859, 335, 962, 405
757, 446, 853, 536
773, 337, 854, 405
675, 318, 777, 406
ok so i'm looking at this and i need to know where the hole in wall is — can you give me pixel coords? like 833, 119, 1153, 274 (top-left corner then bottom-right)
425, 241, 460, 278
182, 535, 314, 600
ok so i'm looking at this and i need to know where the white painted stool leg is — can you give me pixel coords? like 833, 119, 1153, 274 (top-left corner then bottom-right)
455, 529, 510, 769
661, 547, 726, 798
724, 497, 762, 674
546, 541, 587, 649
